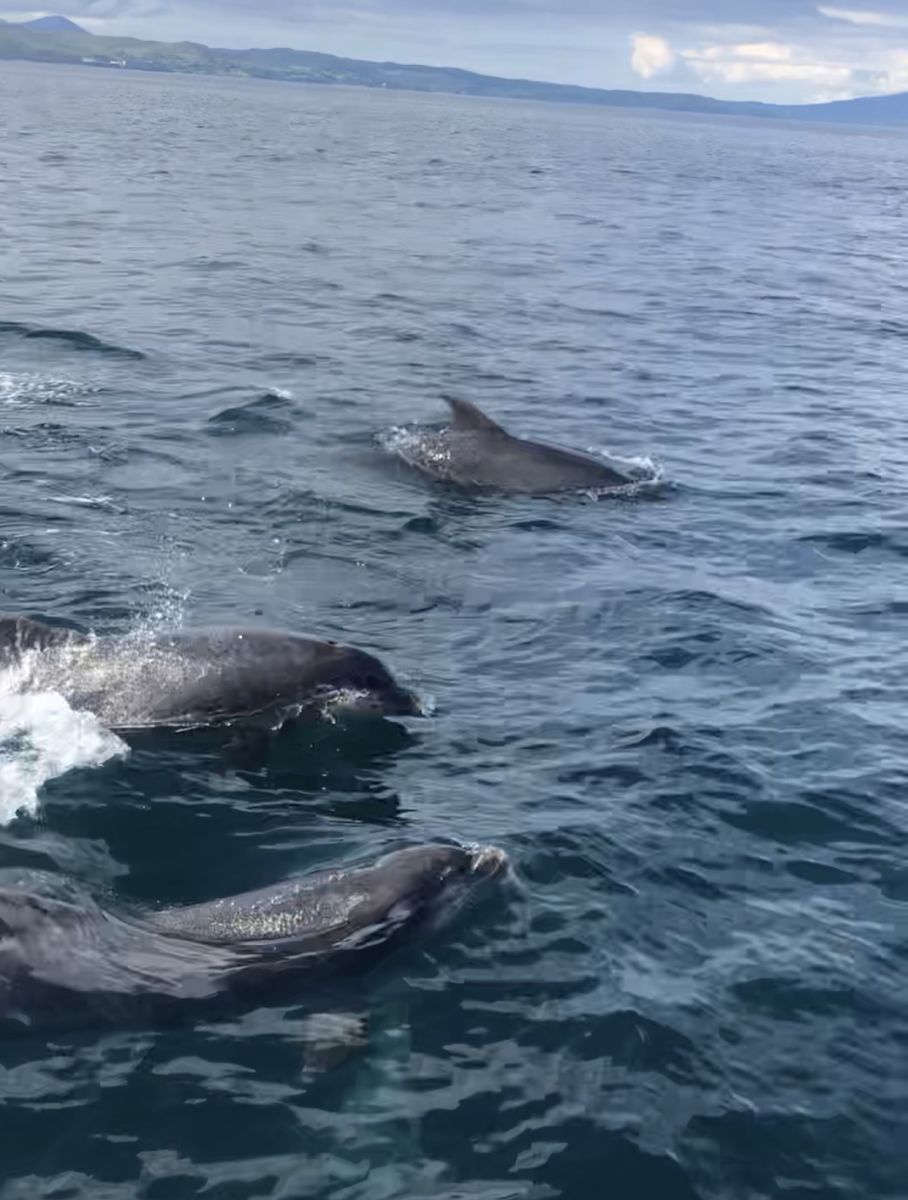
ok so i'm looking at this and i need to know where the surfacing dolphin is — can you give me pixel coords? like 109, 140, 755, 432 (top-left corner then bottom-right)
0, 842, 508, 1048
390, 396, 633, 494
0, 616, 420, 733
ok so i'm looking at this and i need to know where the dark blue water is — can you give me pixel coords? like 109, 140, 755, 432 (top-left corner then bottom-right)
2, 59, 907, 1199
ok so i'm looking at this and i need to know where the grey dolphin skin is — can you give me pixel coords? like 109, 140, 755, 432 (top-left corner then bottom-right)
0, 616, 420, 731
0, 842, 508, 1041
400, 396, 632, 494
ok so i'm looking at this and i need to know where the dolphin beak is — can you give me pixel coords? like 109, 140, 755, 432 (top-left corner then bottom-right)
469, 845, 508, 879
390, 685, 425, 717
324, 682, 424, 719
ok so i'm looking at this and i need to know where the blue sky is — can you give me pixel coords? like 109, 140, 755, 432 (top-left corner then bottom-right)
5, 0, 908, 102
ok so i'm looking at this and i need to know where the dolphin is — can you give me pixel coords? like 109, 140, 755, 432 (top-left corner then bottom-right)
390, 396, 633, 494
0, 616, 420, 734
0, 842, 508, 1048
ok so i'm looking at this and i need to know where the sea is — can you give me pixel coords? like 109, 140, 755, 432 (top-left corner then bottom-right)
1, 59, 906, 1200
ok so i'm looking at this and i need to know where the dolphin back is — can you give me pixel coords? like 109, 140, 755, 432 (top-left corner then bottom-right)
433, 397, 630, 493
146, 844, 501, 951
147, 870, 366, 948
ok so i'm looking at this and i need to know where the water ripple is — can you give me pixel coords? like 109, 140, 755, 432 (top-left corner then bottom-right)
1, 62, 906, 1200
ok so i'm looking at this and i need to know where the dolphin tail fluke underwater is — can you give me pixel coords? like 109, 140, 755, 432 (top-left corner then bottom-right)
300, 1009, 370, 1072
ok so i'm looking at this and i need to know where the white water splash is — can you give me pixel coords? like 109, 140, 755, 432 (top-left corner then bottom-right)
0, 372, 98, 407
130, 575, 190, 644
0, 663, 128, 823
377, 424, 441, 463
578, 449, 665, 501
592, 448, 662, 483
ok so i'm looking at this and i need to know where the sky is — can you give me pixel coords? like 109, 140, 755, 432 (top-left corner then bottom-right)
5, 0, 908, 104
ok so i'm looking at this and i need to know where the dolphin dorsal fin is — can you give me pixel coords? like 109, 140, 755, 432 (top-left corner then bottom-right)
443, 396, 508, 436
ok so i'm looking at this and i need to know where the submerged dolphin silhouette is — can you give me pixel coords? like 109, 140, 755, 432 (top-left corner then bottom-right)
0, 842, 508, 1048
0, 616, 420, 733
393, 396, 632, 494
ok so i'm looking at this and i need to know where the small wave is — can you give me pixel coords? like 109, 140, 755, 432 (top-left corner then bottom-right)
47, 493, 126, 513
799, 529, 908, 559
0, 665, 127, 823
0, 320, 144, 360
206, 391, 295, 437
583, 481, 661, 501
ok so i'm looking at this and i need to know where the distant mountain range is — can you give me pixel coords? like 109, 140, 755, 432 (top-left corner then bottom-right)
20, 15, 86, 33
3, 15, 908, 126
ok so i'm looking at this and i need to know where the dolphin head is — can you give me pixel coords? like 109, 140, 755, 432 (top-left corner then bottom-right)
316, 645, 422, 719
365, 842, 509, 939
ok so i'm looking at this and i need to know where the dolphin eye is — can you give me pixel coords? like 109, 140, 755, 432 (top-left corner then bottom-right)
362, 673, 384, 690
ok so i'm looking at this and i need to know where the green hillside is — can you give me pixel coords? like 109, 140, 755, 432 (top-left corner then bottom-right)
2, 18, 908, 125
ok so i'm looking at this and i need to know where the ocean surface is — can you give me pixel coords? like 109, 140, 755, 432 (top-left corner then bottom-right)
1, 59, 907, 1200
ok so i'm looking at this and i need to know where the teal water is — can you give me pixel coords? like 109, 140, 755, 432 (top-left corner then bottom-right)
1, 60, 907, 1199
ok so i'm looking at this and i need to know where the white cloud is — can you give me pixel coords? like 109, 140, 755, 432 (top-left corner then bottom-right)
730, 41, 794, 60
695, 59, 853, 87
627, 11, 908, 101
697, 40, 793, 61
630, 32, 676, 78
680, 38, 857, 96
874, 48, 908, 89
817, 5, 908, 26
